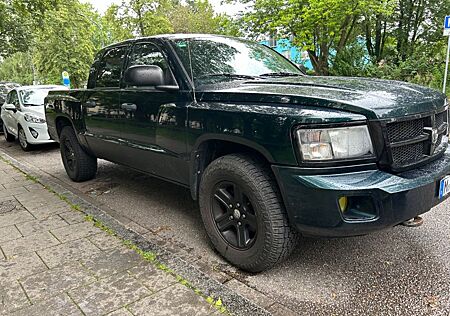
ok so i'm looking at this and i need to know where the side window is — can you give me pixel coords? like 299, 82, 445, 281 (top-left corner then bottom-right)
95, 46, 128, 88
87, 50, 104, 89
128, 43, 175, 85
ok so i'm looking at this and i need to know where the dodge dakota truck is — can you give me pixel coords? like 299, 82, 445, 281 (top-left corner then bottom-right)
45, 34, 450, 272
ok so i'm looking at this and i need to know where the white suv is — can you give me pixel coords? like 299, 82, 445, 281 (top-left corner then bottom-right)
1, 85, 68, 151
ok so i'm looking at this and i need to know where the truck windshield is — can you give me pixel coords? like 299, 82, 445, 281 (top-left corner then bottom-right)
19, 89, 50, 106
171, 37, 303, 85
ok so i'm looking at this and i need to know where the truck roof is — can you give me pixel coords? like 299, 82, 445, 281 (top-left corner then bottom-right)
102, 34, 237, 50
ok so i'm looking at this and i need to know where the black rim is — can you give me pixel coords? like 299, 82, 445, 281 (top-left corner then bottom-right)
63, 139, 76, 171
211, 181, 257, 249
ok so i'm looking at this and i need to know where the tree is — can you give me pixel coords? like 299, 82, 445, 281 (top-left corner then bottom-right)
169, 0, 221, 33
0, 52, 34, 84
0, 0, 63, 57
119, 0, 173, 36
0, 0, 31, 57
394, 0, 450, 63
102, 0, 242, 40
238, 0, 394, 75
33, 1, 99, 87
102, 4, 134, 44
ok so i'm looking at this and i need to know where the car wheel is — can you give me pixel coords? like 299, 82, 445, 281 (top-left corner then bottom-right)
199, 154, 299, 272
18, 126, 31, 151
60, 126, 97, 182
3, 122, 15, 142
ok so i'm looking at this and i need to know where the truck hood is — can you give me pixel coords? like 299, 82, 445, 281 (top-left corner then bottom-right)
197, 76, 448, 119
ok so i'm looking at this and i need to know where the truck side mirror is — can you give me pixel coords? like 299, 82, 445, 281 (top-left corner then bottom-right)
124, 65, 165, 87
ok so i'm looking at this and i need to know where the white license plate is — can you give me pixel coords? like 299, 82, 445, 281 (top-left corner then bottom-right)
439, 176, 450, 199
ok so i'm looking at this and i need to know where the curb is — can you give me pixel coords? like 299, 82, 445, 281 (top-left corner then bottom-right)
0, 149, 272, 316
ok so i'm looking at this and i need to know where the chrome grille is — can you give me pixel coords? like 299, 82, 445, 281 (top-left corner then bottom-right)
386, 109, 448, 169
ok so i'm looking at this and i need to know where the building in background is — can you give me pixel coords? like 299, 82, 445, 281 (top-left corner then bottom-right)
260, 36, 313, 70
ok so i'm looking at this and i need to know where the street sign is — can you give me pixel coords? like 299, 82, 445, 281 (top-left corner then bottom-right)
445, 16, 450, 36
62, 71, 70, 88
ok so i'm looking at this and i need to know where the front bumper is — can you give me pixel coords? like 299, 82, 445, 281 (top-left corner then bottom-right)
272, 147, 450, 237
22, 122, 54, 145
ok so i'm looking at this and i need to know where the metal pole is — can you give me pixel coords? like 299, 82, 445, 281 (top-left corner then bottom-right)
444, 35, 450, 94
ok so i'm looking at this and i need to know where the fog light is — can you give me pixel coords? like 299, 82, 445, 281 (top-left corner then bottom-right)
29, 128, 38, 139
338, 197, 348, 212
341, 196, 378, 222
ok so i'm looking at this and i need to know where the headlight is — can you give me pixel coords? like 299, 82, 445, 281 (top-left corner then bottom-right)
24, 113, 46, 124
297, 125, 374, 161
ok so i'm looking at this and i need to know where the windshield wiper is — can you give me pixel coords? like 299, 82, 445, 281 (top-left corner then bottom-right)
198, 73, 259, 81
259, 72, 304, 77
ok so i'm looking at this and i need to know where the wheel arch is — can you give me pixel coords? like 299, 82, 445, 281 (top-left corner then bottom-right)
55, 115, 75, 138
189, 135, 276, 200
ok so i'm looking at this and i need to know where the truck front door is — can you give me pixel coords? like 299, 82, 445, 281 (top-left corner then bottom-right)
119, 41, 189, 185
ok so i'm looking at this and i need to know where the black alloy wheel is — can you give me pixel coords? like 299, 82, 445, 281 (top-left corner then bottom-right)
199, 154, 298, 272
59, 126, 97, 182
212, 181, 257, 249
62, 138, 76, 172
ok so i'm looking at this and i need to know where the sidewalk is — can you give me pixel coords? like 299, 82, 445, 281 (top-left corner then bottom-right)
0, 159, 220, 316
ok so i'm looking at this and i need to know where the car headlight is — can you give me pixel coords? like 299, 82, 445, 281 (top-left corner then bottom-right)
24, 113, 46, 124
297, 125, 374, 161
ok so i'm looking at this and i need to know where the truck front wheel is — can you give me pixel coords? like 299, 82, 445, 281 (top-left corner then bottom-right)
60, 126, 97, 182
199, 154, 298, 272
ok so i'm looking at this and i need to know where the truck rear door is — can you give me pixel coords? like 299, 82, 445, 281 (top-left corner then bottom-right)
83, 45, 129, 162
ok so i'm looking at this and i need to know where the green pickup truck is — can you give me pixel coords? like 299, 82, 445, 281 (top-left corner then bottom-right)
45, 34, 450, 272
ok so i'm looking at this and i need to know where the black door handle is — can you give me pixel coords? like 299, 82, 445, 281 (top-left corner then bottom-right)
121, 103, 137, 111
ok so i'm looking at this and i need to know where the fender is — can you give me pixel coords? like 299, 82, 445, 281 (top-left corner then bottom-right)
188, 133, 276, 200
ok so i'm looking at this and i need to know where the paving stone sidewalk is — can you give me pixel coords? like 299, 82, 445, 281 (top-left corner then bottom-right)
0, 159, 221, 316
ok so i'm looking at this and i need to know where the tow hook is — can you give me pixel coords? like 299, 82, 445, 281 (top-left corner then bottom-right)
401, 216, 424, 227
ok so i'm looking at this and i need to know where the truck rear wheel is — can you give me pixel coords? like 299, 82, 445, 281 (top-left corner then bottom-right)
199, 154, 298, 272
60, 126, 97, 182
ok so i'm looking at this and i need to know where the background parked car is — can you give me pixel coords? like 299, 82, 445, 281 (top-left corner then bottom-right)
1, 85, 67, 151
0, 82, 21, 134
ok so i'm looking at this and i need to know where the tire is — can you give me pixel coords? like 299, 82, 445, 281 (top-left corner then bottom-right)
199, 154, 298, 272
3, 121, 15, 142
59, 126, 97, 182
18, 126, 31, 151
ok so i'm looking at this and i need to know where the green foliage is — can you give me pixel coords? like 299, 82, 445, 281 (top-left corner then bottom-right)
168, 0, 220, 34
238, 0, 450, 94
240, 0, 395, 75
32, 1, 99, 88
0, 0, 31, 57
0, 52, 34, 84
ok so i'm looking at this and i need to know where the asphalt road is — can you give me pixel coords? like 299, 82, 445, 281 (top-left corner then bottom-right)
1, 138, 450, 315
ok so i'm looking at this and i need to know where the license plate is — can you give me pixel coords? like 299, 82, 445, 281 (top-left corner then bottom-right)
439, 176, 450, 199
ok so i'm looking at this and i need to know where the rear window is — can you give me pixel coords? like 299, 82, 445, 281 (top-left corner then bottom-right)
95, 46, 128, 88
